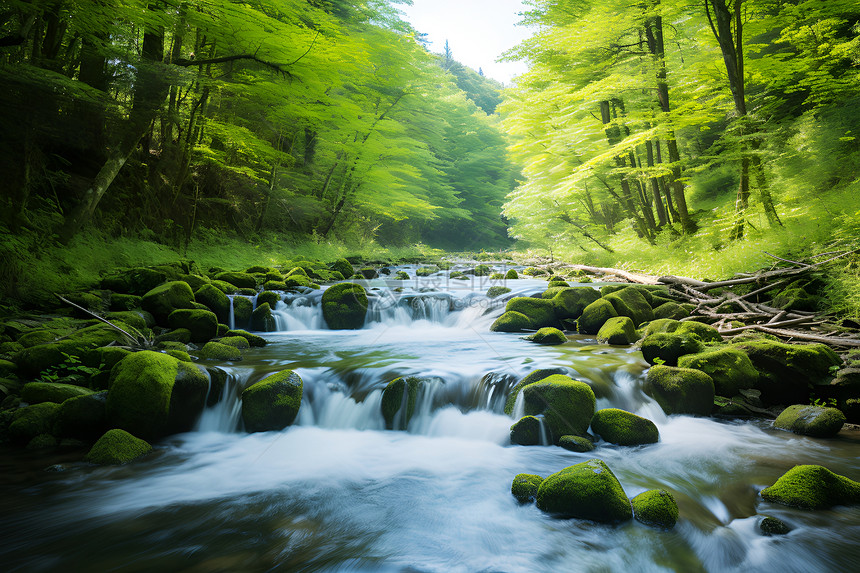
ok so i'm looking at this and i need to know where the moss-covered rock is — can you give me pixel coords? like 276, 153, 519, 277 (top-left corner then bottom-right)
199, 341, 243, 361
358, 267, 378, 279
504, 368, 568, 415
644, 365, 715, 416
178, 273, 209, 291
17, 329, 60, 348
512, 473, 544, 504
674, 321, 722, 343
536, 459, 632, 522
525, 327, 567, 345
558, 434, 595, 452
505, 269, 519, 279
639, 319, 681, 338
8, 402, 60, 442
241, 370, 303, 432
56, 391, 106, 439
731, 339, 841, 405
251, 302, 277, 332
214, 271, 257, 289
395, 271, 410, 280
490, 311, 533, 333
194, 284, 231, 323
256, 291, 280, 310
773, 288, 818, 312
761, 465, 860, 509
101, 267, 170, 295
486, 286, 512, 298
473, 264, 492, 276
678, 347, 758, 397
21, 382, 93, 404
105, 310, 152, 331
510, 415, 544, 445
640, 332, 705, 366
85, 429, 152, 465
154, 328, 192, 345
505, 297, 559, 329
653, 302, 689, 320
14, 323, 132, 377
381, 376, 420, 430
522, 375, 596, 441
773, 404, 846, 438
576, 299, 619, 334
604, 288, 654, 326
26, 433, 58, 450
597, 316, 638, 345
210, 279, 239, 295
141, 281, 196, 324
322, 283, 369, 330
760, 516, 791, 535
329, 259, 353, 279
109, 294, 143, 311
551, 287, 601, 321
225, 329, 267, 347
263, 280, 288, 291
631, 489, 678, 529
218, 336, 251, 350
590, 408, 659, 446
167, 309, 218, 343
0, 358, 16, 377
233, 296, 253, 328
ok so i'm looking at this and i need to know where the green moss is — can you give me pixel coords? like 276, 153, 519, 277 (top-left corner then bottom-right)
558, 434, 595, 452
773, 404, 846, 438
760, 516, 791, 535
329, 258, 353, 278
233, 296, 253, 328
603, 287, 654, 326
505, 269, 519, 279
522, 267, 545, 276
525, 327, 567, 345
639, 319, 681, 338
511, 473, 544, 504
675, 321, 722, 343
85, 429, 152, 465
381, 377, 420, 430
154, 328, 192, 344
109, 294, 143, 311
505, 297, 559, 329
416, 266, 438, 277
199, 341, 242, 361
639, 332, 705, 366
251, 302, 276, 332
597, 316, 638, 345
218, 336, 251, 350
105, 351, 178, 441
195, 284, 231, 323
257, 291, 281, 309
678, 347, 758, 397
522, 375, 596, 441
536, 459, 633, 522
210, 279, 239, 294
576, 299, 619, 334
761, 465, 860, 509
27, 433, 58, 450
14, 323, 132, 377
178, 273, 209, 291
8, 402, 60, 442
510, 415, 544, 445
551, 287, 601, 320
225, 329, 267, 347
17, 329, 60, 348
473, 264, 492, 276
541, 286, 568, 299
395, 271, 410, 280
214, 271, 257, 289
773, 288, 818, 312
653, 302, 689, 320
486, 286, 512, 298
167, 309, 218, 343
241, 370, 303, 432
631, 489, 678, 529
590, 408, 659, 446
141, 281, 196, 325
644, 365, 715, 416
105, 311, 150, 330
285, 266, 309, 279
0, 358, 16, 377
504, 368, 568, 415
490, 311, 533, 332
322, 283, 369, 330
263, 280, 288, 291
21, 382, 93, 404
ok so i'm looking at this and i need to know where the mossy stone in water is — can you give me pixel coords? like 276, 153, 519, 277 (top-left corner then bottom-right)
167, 309, 218, 343
761, 465, 860, 510
329, 259, 353, 279
603, 288, 653, 326
214, 271, 257, 289
490, 311, 532, 333
21, 382, 93, 405
85, 429, 151, 465
505, 297, 559, 329
674, 321, 722, 343
179, 274, 209, 291
218, 336, 251, 350
597, 316, 637, 345
590, 408, 659, 446
510, 415, 544, 445
225, 329, 267, 347
322, 283, 369, 330
105, 310, 152, 331
241, 370, 303, 432
631, 489, 678, 529
210, 280, 239, 295
512, 473, 544, 504
760, 516, 791, 536
486, 286, 511, 298
195, 284, 231, 323
154, 328, 192, 345
558, 435, 594, 452
109, 294, 143, 311
644, 365, 715, 416
199, 341, 242, 361
773, 405, 846, 438
14, 323, 132, 378
141, 281, 196, 324
525, 327, 567, 345
381, 376, 420, 430
233, 296, 253, 328
8, 402, 60, 443
536, 459, 632, 522
395, 271, 410, 280
640, 332, 705, 366
522, 375, 596, 441
551, 287, 601, 320
678, 347, 758, 397
251, 302, 276, 332
504, 368, 569, 415
257, 291, 281, 309
576, 299, 618, 334
639, 319, 680, 338
505, 269, 519, 279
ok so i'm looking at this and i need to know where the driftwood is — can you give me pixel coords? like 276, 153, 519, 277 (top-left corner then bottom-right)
562, 264, 661, 285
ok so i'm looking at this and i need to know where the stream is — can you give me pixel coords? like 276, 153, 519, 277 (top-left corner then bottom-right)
1, 265, 859, 572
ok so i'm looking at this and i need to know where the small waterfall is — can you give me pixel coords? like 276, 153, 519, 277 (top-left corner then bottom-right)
196, 370, 244, 432
227, 296, 235, 330
272, 297, 326, 331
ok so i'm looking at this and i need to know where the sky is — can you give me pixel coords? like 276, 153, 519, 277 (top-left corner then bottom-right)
400, 0, 532, 85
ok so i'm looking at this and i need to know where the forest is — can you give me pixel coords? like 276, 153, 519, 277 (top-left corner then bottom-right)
1, 0, 859, 316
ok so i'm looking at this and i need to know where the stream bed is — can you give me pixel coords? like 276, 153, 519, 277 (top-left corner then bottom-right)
1, 267, 859, 572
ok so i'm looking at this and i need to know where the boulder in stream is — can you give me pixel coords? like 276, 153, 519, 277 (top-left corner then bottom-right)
167, 309, 218, 343
251, 302, 277, 332
225, 329, 267, 347
558, 434, 595, 452
590, 408, 659, 446
630, 489, 678, 529
510, 415, 544, 445
674, 321, 722, 343
522, 375, 596, 441
491, 311, 532, 333
141, 281, 196, 324
639, 332, 705, 366
761, 464, 860, 509
596, 316, 637, 345
7, 402, 60, 443
524, 327, 567, 345
505, 297, 560, 329
198, 341, 242, 361
536, 459, 632, 523
329, 258, 354, 278
194, 284, 231, 323
511, 473, 544, 504
644, 365, 715, 416
603, 287, 653, 326
773, 404, 846, 438
322, 283, 369, 329
381, 376, 420, 430
678, 347, 758, 397
504, 368, 569, 415
20, 382, 93, 405
56, 391, 107, 439
575, 298, 618, 334
241, 370, 304, 432
85, 429, 152, 465
213, 271, 257, 289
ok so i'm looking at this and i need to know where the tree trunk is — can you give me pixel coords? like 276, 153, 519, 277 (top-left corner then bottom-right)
645, 139, 668, 226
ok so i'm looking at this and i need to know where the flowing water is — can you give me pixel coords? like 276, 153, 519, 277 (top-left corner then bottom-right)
2, 265, 859, 572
